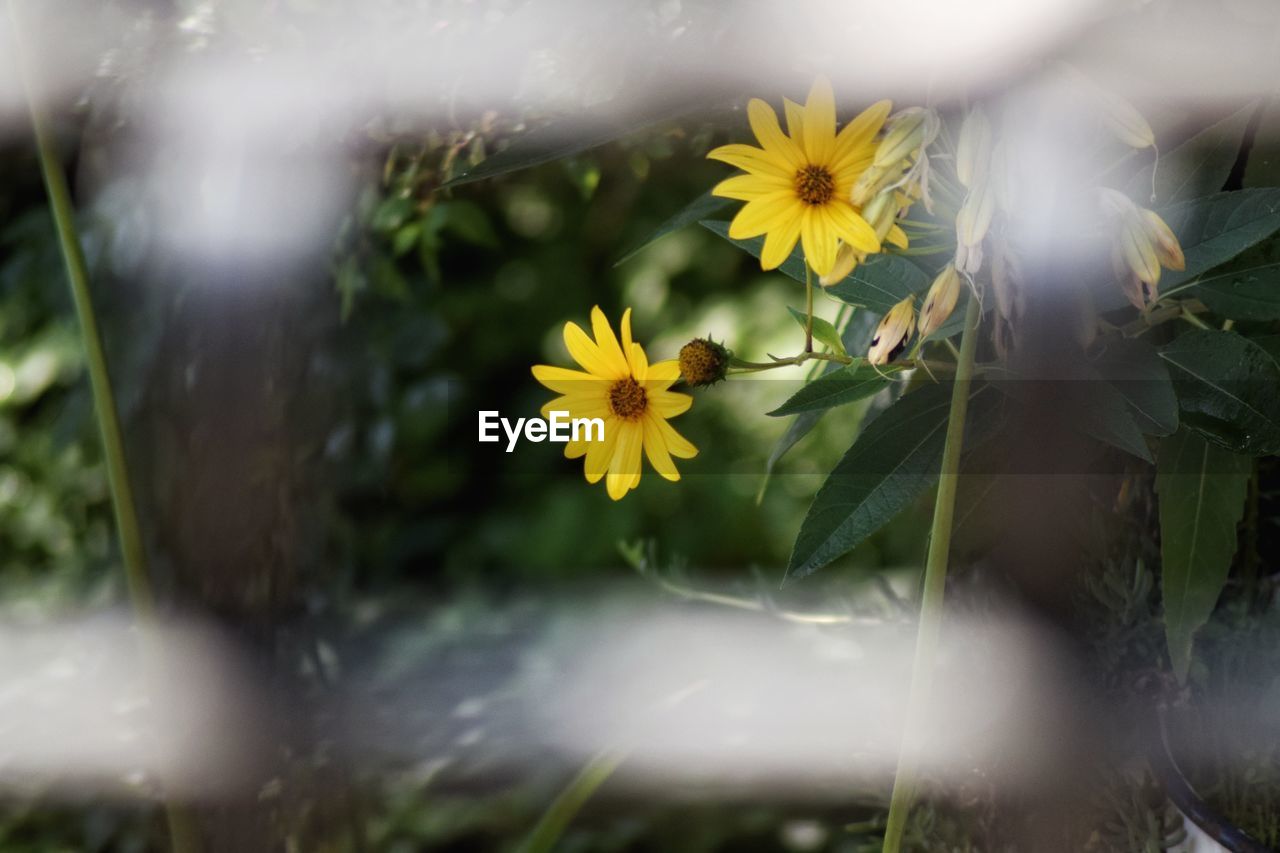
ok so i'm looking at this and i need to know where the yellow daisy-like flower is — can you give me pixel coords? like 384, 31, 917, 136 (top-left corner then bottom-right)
708, 77, 890, 277
532, 306, 697, 501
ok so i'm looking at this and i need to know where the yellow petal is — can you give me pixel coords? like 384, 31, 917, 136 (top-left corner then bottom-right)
713, 174, 791, 200
644, 359, 682, 388
590, 306, 631, 378
727, 192, 802, 240
620, 307, 634, 366
822, 202, 880, 255
748, 98, 803, 169
651, 416, 697, 458
783, 97, 805, 141
650, 389, 692, 418
583, 417, 619, 484
760, 213, 803, 269
563, 321, 615, 377
564, 437, 590, 459
629, 342, 649, 382
540, 393, 611, 421
818, 243, 859, 286
606, 421, 644, 500
887, 223, 909, 249
532, 364, 603, 395
642, 412, 680, 482
706, 144, 792, 179
802, 75, 836, 165
833, 99, 892, 171
801, 207, 838, 277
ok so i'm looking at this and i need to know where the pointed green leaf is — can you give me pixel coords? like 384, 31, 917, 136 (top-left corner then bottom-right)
1158, 188, 1280, 294
615, 191, 732, 266
786, 307, 847, 357
786, 383, 998, 580
825, 253, 930, 313
1156, 428, 1250, 680
1075, 374, 1153, 462
1093, 338, 1179, 436
1193, 237, 1280, 320
1127, 103, 1256, 205
1159, 329, 1280, 455
768, 363, 890, 417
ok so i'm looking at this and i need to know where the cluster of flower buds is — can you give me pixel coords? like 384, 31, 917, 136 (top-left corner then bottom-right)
823, 108, 937, 286
1098, 188, 1185, 310
866, 263, 964, 365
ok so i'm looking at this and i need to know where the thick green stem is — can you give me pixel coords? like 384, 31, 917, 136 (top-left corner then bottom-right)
10, 4, 201, 851
880, 291, 983, 853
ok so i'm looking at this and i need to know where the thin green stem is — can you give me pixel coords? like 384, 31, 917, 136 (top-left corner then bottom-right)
805, 263, 815, 353
14, 27, 154, 618
880, 290, 983, 853
10, 3, 201, 851
519, 748, 629, 853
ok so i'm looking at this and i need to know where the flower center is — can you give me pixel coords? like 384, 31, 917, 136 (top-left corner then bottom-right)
795, 165, 835, 205
608, 377, 648, 419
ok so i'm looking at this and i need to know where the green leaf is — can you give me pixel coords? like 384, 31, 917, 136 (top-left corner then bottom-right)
1156, 428, 1250, 681
786, 383, 998, 579
1158, 188, 1280, 294
615, 191, 733, 266
1093, 338, 1179, 436
825, 253, 930, 313
371, 196, 415, 233
430, 200, 499, 248
768, 363, 890, 417
1159, 329, 1280, 455
786, 307, 847, 357
1250, 334, 1280, 365
1075, 373, 1154, 462
1127, 103, 1256, 205
1193, 237, 1280, 320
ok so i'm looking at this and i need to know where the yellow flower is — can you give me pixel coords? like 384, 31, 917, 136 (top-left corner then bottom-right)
708, 77, 888, 276
532, 306, 696, 501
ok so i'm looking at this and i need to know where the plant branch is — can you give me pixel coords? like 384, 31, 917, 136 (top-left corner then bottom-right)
880, 288, 983, 853
10, 3, 201, 851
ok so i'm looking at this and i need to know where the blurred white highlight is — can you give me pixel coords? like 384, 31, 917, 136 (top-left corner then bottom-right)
0, 617, 253, 797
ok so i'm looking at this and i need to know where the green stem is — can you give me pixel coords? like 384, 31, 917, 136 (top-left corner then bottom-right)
11, 2, 153, 619
10, 4, 201, 851
519, 748, 628, 853
805, 263, 815, 353
880, 290, 983, 853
